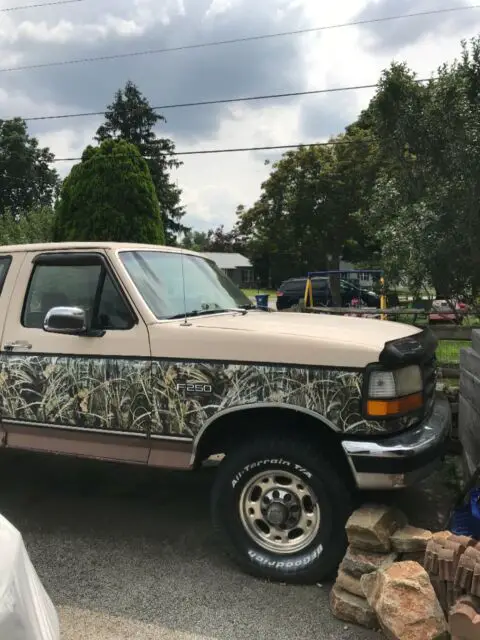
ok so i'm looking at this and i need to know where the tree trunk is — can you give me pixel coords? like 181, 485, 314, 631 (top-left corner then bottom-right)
328, 255, 342, 307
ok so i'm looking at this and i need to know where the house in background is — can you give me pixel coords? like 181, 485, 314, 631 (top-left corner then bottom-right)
202, 252, 254, 287
339, 259, 375, 288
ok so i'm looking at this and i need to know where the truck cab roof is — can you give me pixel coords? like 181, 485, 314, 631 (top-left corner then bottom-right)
0, 241, 200, 255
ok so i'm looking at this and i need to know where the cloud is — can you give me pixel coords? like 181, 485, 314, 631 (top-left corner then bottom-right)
354, 0, 480, 54
174, 101, 298, 229
0, 0, 310, 143
300, 91, 369, 141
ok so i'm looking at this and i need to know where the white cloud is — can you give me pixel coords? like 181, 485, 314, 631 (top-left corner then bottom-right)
204, 0, 236, 20
176, 101, 300, 228
0, 0, 178, 47
1, 0, 479, 233
41, 126, 99, 174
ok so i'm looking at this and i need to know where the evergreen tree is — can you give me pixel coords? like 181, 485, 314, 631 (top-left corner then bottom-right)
54, 139, 165, 244
95, 81, 187, 244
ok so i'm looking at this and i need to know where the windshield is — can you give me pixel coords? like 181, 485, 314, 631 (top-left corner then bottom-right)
119, 250, 253, 319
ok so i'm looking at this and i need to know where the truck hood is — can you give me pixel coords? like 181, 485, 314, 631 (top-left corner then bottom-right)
148, 310, 421, 369
195, 310, 419, 345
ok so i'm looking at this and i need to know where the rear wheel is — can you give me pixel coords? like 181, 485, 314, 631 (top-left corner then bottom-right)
211, 436, 352, 584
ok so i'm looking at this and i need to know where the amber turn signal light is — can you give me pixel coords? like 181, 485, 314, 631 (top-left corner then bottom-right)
366, 392, 423, 418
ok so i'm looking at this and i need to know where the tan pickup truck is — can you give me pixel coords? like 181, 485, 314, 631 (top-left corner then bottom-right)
0, 242, 450, 583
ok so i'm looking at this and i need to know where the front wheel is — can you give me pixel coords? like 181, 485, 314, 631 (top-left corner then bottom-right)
210, 437, 352, 584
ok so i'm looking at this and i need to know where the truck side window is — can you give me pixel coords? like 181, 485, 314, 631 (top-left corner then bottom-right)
22, 263, 134, 330
0, 256, 12, 295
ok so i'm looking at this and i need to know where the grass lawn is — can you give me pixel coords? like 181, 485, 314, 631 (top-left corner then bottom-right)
436, 340, 470, 365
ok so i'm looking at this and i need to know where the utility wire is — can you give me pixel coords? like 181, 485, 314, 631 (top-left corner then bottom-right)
20, 79, 432, 123
1, 0, 84, 12
52, 139, 376, 162
0, 5, 478, 73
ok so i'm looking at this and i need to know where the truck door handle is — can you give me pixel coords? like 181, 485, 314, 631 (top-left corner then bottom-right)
4, 340, 32, 352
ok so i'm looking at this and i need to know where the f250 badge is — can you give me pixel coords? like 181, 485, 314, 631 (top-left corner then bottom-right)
176, 382, 213, 395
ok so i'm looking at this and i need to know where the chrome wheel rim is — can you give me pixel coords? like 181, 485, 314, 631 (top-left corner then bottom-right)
239, 469, 321, 554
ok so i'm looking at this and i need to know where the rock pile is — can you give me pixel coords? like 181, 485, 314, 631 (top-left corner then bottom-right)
361, 561, 449, 640
330, 504, 480, 638
330, 504, 445, 638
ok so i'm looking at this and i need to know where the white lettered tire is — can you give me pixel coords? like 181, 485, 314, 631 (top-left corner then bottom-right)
211, 436, 352, 584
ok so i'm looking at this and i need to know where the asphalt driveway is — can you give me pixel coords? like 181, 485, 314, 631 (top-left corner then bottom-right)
0, 450, 380, 640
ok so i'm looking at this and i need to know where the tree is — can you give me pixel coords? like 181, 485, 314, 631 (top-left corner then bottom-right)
181, 229, 211, 252
54, 139, 165, 244
235, 145, 364, 293
359, 40, 480, 301
95, 81, 186, 244
181, 222, 245, 253
0, 207, 56, 245
0, 118, 59, 215
204, 224, 244, 253
329, 126, 382, 265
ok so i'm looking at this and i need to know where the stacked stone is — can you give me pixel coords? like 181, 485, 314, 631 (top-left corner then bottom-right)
330, 505, 434, 631
450, 595, 480, 639
424, 531, 480, 638
362, 561, 449, 640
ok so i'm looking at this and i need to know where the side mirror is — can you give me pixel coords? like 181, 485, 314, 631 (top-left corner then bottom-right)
43, 306, 87, 335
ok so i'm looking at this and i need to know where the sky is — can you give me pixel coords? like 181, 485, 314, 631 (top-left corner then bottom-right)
0, 0, 479, 233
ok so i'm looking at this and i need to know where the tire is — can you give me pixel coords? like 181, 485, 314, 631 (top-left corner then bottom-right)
211, 436, 352, 584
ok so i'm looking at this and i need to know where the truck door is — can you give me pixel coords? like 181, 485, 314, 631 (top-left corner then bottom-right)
0, 249, 151, 463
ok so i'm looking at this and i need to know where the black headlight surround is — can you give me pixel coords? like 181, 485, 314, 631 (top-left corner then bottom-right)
379, 327, 437, 368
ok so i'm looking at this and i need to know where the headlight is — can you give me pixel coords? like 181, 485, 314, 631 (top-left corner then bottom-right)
365, 365, 423, 418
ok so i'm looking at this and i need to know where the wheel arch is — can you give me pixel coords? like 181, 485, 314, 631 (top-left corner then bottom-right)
192, 403, 355, 489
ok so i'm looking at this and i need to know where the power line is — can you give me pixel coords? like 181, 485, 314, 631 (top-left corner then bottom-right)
1, 0, 84, 12
20, 79, 432, 123
1, 5, 478, 73
52, 139, 376, 162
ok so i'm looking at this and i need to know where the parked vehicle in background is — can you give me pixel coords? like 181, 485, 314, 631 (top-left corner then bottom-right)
428, 297, 468, 324
276, 276, 399, 311
0, 242, 449, 585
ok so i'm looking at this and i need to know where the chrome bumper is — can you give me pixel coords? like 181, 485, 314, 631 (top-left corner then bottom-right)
342, 394, 452, 490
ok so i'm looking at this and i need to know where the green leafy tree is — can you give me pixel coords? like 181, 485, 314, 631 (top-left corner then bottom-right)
359, 39, 480, 301
181, 222, 245, 253
181, 229, 211, 252
95, 81, 186, 244
226, 36, 480, 303
235, 145, 364, 294
54, 139, 164, 244
0, 207, 56, 245
0, 118, 59, 215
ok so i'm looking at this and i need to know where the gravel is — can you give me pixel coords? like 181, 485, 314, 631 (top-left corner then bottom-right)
0, 450, 381, 640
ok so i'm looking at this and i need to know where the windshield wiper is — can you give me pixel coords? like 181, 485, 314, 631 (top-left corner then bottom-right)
167, 307, 248, 320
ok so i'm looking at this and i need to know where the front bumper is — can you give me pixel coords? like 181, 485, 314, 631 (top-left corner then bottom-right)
341, 394, 452, 490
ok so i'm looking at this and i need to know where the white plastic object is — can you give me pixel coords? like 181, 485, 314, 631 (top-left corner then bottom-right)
0, 513, 59, 640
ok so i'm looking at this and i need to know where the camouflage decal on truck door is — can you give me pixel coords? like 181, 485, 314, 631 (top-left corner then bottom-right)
0, 355, 151, 433
0, 354, 385, 436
